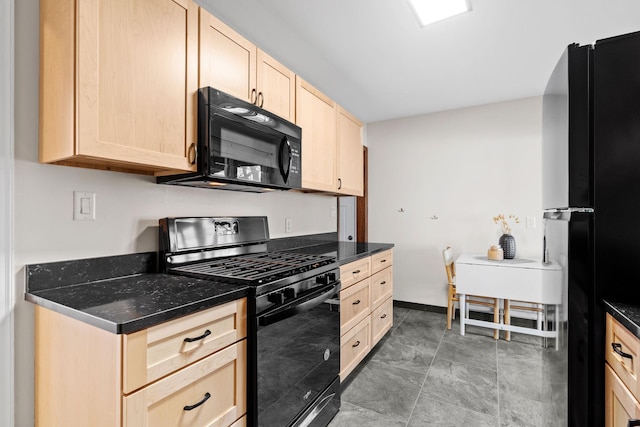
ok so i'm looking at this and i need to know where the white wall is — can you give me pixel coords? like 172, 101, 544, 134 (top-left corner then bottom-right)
1, 0, 14, 425
367, 97, 544, 307
13, 0, 336, 424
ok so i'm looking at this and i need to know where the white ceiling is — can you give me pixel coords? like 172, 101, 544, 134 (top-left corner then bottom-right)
198, 0, 640, 123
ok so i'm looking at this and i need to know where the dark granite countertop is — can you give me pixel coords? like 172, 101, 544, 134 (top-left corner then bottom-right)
286, 242, 394, 264
25, 252, 249, 334
604, 300, 640, 339
267, 234, 394, 264
25, 235, 394, 335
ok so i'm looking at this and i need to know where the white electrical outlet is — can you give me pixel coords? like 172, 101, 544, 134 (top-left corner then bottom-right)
526, 216, 536, 228
73, 191, 96, 221
285, 218, 292, 233
330, 206, 337, 218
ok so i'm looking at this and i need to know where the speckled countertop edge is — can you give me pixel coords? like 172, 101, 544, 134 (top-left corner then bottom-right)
604, 300, 640, 339
26, 284, 249, 334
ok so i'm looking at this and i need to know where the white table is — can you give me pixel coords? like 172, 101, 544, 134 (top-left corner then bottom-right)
455, 254, 563, 348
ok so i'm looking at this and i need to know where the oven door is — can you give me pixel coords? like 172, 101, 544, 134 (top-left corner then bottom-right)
256, 282, 341, 427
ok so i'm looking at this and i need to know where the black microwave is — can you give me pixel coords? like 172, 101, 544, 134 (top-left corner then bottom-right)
158, 87, 301, 192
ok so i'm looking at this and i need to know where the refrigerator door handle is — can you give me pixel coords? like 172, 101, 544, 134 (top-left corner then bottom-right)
543, 207, 594, 221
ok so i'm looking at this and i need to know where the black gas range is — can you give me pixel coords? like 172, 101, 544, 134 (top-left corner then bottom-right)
160, 217, 341, 427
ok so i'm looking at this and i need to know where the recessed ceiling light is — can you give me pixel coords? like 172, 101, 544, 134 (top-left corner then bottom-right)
407, 0, 472, 27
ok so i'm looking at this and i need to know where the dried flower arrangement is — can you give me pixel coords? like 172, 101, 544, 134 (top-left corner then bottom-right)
493, 213, 520, 234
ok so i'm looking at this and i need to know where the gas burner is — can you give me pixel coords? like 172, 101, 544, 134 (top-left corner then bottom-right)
171, 251, 337, 287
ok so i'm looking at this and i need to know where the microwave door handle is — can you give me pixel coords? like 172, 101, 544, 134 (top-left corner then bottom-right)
279, 137, 292, 182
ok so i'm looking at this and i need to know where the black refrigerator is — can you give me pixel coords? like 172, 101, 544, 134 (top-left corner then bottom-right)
542, 30, 640, 426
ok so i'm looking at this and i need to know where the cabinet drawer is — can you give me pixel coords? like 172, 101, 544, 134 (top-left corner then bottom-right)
605, 363, 640, 427
339, 257, 371, 290
340, 278, 371, 335
371, 297, 393, 347
606, 314, 640, 401
123, 340, 247, 427
370, 266, 393, 310
371, 250, 393, 274
340, 317, 371, 381
123, 299, 247, 393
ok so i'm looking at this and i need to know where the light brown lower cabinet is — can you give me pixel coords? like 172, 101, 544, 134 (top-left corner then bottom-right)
371, 297, 393, 345
370, 266, 393, 310
340, 277, 371, 336
605, 313, 640, 427
605, 364, 640, 426
339, 249, 394, 381
35, 299, 247, 427
340, 316, 371, 379
123, 341, 246, 426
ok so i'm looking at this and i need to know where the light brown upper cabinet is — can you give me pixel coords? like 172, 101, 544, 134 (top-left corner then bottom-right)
296, 78, 364, 195
336, 106, 364, 196
295, 77, 337, 193
199, 10, 295, 122
39, 0, 199, 174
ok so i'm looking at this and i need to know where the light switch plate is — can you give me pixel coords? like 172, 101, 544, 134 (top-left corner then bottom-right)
73, 191, 96, 221
526, 216, 536, 228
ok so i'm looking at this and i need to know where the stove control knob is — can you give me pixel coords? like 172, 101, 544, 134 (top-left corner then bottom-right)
316, 274, 329, 285
268, 291, 285, 305
283, 288, 296, 300
327, 272, 337, 283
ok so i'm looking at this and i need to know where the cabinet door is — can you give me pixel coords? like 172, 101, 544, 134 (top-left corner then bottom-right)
124, 340, 247, 427
340, 317, 371, 381
199, 9, 256, 104
296, 77, 337, 192
340, 277, 371, 335
370, 266, 393, 310
339, 256, 371, 290
605, 364, 640, 427
371, 297, 393, 347
606, 314, 640, 401
76, 0, 197, 171
123, 299, 247, 393
371, 250, 393, 274
256, 50, 295, 122
336, 106, 364, 196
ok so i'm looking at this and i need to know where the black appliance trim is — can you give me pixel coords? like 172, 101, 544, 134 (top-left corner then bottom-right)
257, 282, 340, 327
157, 87, 302, 192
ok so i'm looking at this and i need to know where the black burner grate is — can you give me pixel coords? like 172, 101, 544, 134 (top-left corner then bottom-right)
172, 251, 336, 284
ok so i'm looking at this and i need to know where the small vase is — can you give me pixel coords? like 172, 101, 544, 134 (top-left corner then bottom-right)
499, 234, 516, 259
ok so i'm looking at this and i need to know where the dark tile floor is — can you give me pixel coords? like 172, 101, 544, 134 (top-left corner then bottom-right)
329, 306, 568, 427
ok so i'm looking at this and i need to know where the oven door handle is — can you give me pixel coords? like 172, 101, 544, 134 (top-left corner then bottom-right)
258, 282, 339, 327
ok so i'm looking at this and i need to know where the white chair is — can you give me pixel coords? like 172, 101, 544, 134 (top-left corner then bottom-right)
443, 246, 500, 339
